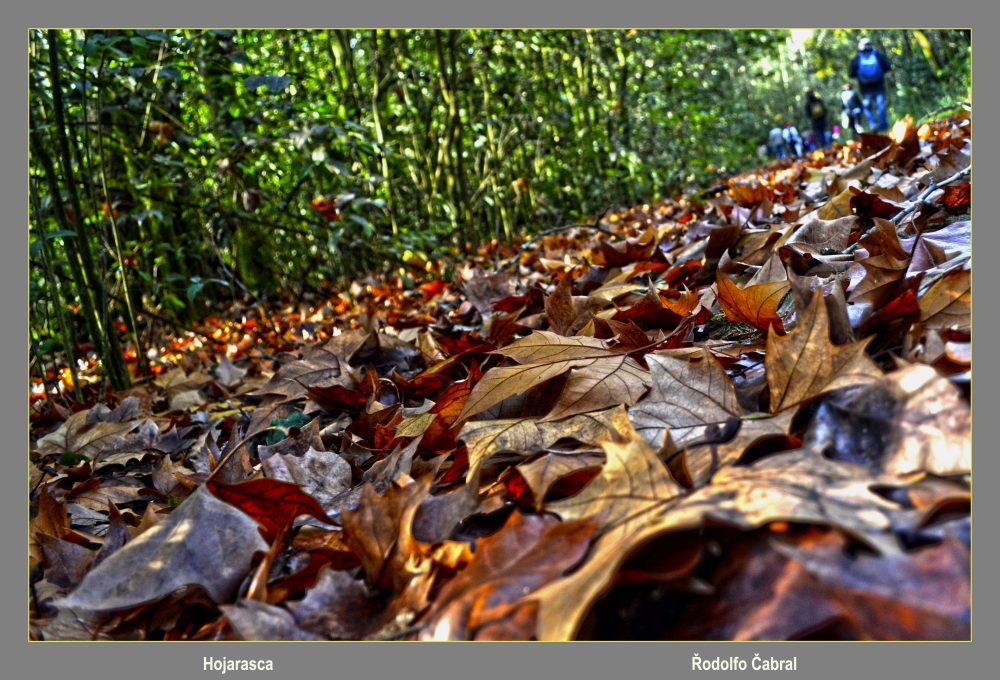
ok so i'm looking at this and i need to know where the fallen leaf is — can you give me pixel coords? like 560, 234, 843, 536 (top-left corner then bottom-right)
286, 566, 384, 639
459, 406, 630, 471
341, 475, 431, 591
208, 477, 336, 541
56, 486, 268, 611
629, 348, 742, 454
919, 267, 970, 331
655, 447, 907, 554
421, 512, 597, 640
457, 332, 648, 422
514, 451, 605, 509
544, 273, 609, 336
534, 421, 685, 640
766, 290, 882, 412
38, 534, 96, 589
716, 273, 789, 333
803, 364, 969, 476
223, 599, 324, 640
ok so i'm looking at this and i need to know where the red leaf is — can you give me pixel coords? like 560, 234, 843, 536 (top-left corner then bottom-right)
419, 279, 448, 301
305, 384, 368, 412
850, 189, 899, 220
207, 478, 335, 542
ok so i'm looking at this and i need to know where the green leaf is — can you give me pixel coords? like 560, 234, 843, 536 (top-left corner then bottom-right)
47, 230, 77, 240
243, 74, 291, 94
265, 412, 314, 445
58, 452, 90, 467
136, 30, 169, 42
324, 159, 351, 177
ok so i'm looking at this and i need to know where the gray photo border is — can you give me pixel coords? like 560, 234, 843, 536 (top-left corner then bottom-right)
3, 2, 992, 679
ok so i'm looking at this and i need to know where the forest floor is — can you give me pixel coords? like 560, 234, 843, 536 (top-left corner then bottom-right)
30, 112, 971, 641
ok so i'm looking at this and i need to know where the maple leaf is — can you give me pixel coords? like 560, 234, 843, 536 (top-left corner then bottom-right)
56, 486, 268, 612
766, 290, 882, 412
716, 272, 789, 333
533, 422, 685, 640
543, 272, 609, 336
341, 475, 431, 591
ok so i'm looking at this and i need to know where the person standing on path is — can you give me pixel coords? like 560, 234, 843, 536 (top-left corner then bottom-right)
804, 90, 829, 147
840, 82, 864, 138
782, 122, 803, 157
848, 37, 892, 133
768, 125, 786, 159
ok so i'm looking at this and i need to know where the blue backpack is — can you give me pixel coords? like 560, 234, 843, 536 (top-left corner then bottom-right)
857, 51, 883, 85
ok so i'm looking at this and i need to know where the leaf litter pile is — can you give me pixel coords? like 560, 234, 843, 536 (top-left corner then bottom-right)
30, 114, 971, 641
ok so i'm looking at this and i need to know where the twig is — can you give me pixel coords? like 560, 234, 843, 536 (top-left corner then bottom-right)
845, 165, 970, 253
916, 101, 970, 127
891, 165, 970, 226
496, 205, 616, 286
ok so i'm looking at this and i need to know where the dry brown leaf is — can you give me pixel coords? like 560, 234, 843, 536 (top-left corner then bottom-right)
766, 290, 882, 412
464, 268, 515, 316
459, 405, 630, 471
680, 410, 796, 487
515, 451, 605, 509
816, 189, 855, 220
544, 273, 610, 336
263, 446, 353, 515
803, 364, 969, 476
919, 267, 970, 331
786, 216, 857, 252
341, 475, 431, 591
542, 354, 651, 421
457, 332, 646, 422
420, 512, 597, 640
56, 485, 268, 612
629, 348, 742, 454
534, 421, 685, 640
30, 486, 70, 568
655, 447, 906, 554
35, 409, 156, 464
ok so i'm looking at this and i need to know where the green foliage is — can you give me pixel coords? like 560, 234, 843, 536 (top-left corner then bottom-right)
29, 28, 970, 344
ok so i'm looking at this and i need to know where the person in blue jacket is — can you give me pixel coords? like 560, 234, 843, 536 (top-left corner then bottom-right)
848, 37, 892, 133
